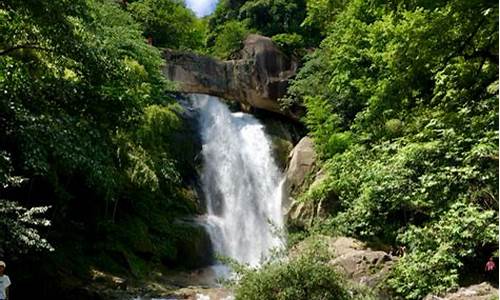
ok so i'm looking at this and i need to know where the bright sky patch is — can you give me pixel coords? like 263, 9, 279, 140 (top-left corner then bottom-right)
185, 0, 218, 17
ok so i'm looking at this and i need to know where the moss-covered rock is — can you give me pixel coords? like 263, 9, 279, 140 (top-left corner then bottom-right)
257, 112, 303, 170
176, 223, 213, 269
269, 136, 294, 170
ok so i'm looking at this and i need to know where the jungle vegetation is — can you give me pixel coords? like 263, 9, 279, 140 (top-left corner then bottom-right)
0, 0, 498, 299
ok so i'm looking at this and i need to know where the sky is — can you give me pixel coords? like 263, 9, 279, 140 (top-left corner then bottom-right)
185, 0, 218, 17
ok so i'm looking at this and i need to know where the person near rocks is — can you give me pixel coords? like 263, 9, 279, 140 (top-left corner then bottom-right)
485, 257, 496, 270
0, 261, 11, 300
485, 257, 496, 280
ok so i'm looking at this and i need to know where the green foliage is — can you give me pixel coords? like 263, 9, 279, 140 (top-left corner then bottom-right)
211, 20, 251, 59
388, 202, 498, 299
0, 1, 199, 280
0, 152, 52, 253
128, 0, 205, 50
114, 103, 183, 196
239, 0, 306, 38
235, 240, 350, 300
271, 33, 305, 56
1, 1, 498, 299
0, 199, 53, 252
302, 0, 347, 33
289, 0, 499, 297
384, 119, 403, 138
206, 0, 323, 57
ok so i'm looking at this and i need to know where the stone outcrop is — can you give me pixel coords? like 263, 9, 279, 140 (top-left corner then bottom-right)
283, 137, 340, 226
283, 136, 326, 224
285, 136, 317, 191
292, 236, 396, 290
424, 283, 499, 300
162, 34, 298, 118
328, 237, 395, 288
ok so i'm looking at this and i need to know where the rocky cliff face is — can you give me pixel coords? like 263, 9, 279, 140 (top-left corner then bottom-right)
162, 34, 298, 118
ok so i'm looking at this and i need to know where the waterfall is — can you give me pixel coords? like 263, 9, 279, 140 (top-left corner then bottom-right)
191, 94, 285, 267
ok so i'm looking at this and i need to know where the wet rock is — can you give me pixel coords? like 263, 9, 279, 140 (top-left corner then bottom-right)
270, 136, 294, 170
91, 269, 127, 290
258, 116, 300, 170
170, 287, 233, 300
424, 282, 499, 300
84, 267, 234, 300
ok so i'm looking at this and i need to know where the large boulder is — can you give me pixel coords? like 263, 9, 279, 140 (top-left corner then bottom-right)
292, 236, 396, 290
284, 136, 317, 193
162, 34, 299, 118
424, 283, 499, 300
328, 237, 395, 288
283, 137, 340, 226
283, 136, 321, 224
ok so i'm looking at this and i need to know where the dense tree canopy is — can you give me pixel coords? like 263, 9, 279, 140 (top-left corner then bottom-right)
0, 0, 199, 275
128, 0, 206, 50
206, 0, 323, 58
0, 0, 498, 298
287, 0, 498, 298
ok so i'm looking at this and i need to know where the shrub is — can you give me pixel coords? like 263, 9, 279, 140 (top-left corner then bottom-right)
272, 33, 305, 56
211, 20, 251, 59
235, 244, 350, 300
387, 202, 498, 299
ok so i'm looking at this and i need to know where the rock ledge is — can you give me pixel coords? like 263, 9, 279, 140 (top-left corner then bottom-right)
162, 34, 298, 118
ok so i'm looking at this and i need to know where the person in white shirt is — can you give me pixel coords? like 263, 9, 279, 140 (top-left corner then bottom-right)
0, 261, 10, 300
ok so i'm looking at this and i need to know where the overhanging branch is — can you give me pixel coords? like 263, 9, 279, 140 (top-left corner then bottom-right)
0, 44, 51, 56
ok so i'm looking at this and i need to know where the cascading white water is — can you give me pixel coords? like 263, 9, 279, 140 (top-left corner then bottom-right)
192, 94, 285, 267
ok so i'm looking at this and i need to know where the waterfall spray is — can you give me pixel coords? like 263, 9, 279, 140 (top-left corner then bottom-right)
192, 94, 285, 267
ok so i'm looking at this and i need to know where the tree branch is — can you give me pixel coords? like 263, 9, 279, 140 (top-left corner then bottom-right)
0, 44, 51, 56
